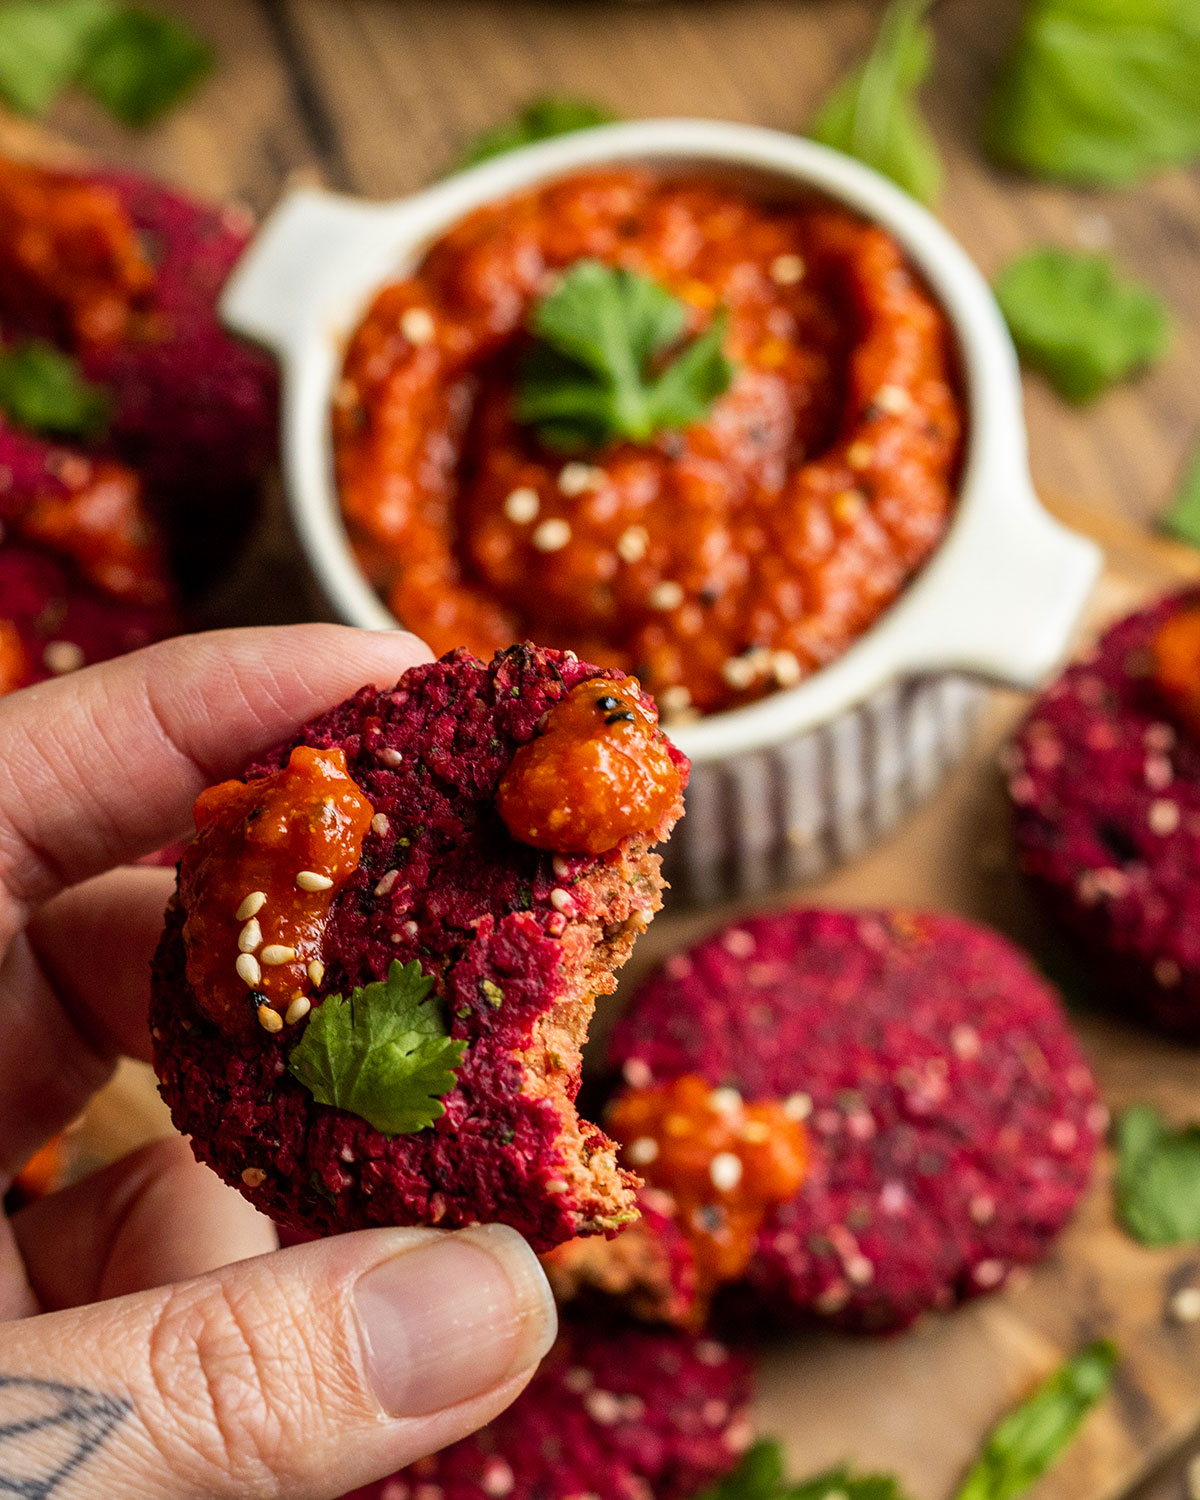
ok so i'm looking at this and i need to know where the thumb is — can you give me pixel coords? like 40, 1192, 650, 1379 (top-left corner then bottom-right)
0, 1224, 556, 1500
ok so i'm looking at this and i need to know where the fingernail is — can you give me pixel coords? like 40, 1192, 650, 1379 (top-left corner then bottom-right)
354, 1224, 557, 1417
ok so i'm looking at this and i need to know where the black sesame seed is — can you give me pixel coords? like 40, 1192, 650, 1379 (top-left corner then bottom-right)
595, 694, 623, 712
605, 710, 636, 725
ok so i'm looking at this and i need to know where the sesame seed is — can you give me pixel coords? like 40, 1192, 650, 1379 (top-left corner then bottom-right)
549, 887, 573, 912
722, 656, 760, 690
648, 580, 684, 611
545, 1177, 569, 1194
378, 746, 403, 767
708, 1087, 743, 1115
769, 253, 805, 285
237, 918, 262, 953
741, 1120, 771, 1144
402, 919, 419, 938
969, 1194, 996, 1225
874, 383, 911, 415
285, 994, 312, 1026
375, 869, 399, 897
296, 870, 333, 892
400, 306, 436, 344
951, 1023, 981, 1060
616, 525, 650, 564
626, 1136, 660, 1166
236, 891, 267, 920
1171, 1287, 1200, 1323
532, 517, 571, 552
503, 486, 540, 524
659, 684, 693, 716
558, 462, 601, 496
846, 1255, 875, 1286
623, 1058, 653, 1089
333, 378, 358, 412
847, 440, 874, 469
552, 855, 572, 879
832, 489, 866, 523
261, 944, 297, 966
973, 1258, 1006, 1288
1149, 798, 1181, 835
584, 1389, 622, 1426
480, 1458, 515, 1498
43, 640, 85, 675
257, 1003, 284, 1034
241, 1167, 266, 1188
772, 650, 802, 687
370, 813, 390, 837
722, 928, 756, 957
710, 1151, 743, 1192
784, 1091, 813, 1121
236, 953, 262, 987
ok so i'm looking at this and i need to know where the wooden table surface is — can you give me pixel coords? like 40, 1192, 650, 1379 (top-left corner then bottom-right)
10, 3, 1200, 1497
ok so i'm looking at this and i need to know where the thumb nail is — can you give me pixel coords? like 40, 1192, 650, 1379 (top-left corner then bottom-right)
354, 1224, 557, 1417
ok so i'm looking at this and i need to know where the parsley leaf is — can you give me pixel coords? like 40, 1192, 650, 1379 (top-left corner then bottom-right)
0, 340, 111, 439
288, 959, 466, 1136
0, 0, 116, 115
986, 0, 1200, 187
457, 95, 618, 170
0, 0, 210, 125
79, 7, 213, 127
808, 0, 941, 205
1162, 442, 1200, 550
1114, 1105, 1200, 1245
993, 247, 1171, 404
951, 1343, 1117, 1500
693, 1443, 912, 1500
515, 260, 734, 452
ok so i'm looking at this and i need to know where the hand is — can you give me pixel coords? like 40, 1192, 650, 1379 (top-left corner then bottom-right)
0, 626, 557, 1500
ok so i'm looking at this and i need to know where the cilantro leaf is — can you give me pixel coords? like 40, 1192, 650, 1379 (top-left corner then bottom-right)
1114, 1104, 1200, 1244
951, 1343, 1117, 1500
0, 0, 116, 115
457, 95, 618, 170
515, 260, 735, 452
0, 341, 111, 439
1162, 442, 1200, 550
79, 7, 213, 127
693, 1443, 912, 1500
808, 0, 942, 205
986, 0, 1200, 187
288, 960, 466, 1136
993, 247, 1171, 404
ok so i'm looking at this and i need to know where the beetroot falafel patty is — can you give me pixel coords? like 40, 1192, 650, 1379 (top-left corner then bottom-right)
152, 644, 687, 1250
602, 909, 1103, 1333
340, 1316, 753, 1500
1008, 591, 1200, 1039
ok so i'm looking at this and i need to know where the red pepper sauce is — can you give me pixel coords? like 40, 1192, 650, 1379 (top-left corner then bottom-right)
496, 675, 683, 854
0, 158, 154, 346
180, 746, 374, 1037
335, 169, 962, 718
1152, 605, 1200, 741
607, 1074, 808, 1299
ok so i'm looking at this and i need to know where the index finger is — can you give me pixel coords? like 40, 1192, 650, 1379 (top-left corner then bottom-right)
0, 624, 431, 930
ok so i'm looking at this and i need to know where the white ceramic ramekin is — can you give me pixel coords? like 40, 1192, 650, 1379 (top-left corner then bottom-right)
221, 119, 1100, 902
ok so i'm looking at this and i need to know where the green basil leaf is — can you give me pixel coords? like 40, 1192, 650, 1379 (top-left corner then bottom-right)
1161, 443, 1200, 550
994, 247, 1171, 403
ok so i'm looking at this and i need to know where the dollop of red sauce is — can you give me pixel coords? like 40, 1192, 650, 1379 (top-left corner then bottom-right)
1152, 605, 1200, 741
608, 1074, 808, 1298
496, 675, 683, 854
179, 746, 374, 1037
335, 169, 962, 718
0, 158, 154, 346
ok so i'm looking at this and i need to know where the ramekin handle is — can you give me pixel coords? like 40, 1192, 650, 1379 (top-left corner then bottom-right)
899, 479, 1102, 688
220, 189, 388, 358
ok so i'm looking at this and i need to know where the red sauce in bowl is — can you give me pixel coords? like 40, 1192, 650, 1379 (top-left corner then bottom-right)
335, 169, 963, 719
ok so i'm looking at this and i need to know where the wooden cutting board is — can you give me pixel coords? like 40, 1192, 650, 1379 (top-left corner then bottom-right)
59, 496, 1200, 1500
